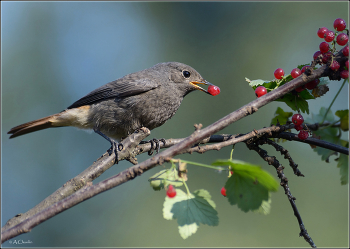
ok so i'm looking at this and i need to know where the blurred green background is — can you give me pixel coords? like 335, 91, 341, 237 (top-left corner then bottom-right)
1, 1, 348, 247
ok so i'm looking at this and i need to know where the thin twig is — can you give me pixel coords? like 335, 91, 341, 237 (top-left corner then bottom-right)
244, 139, 316, 248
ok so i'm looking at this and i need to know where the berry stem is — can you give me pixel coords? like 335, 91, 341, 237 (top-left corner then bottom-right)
320, 78, 347, 125
170, 159, 228, 171
230, 148, 234, 160
183, 179, 191, 195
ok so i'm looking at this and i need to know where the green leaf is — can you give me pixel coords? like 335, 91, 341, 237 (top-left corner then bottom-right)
271, 107, 293, 125
297, 63, 310, 70
253, 193, 272, 215
335, 109, 349, 131
307, 108, 340, 161
307, 107, 335, 124
299, 89, 315, 100
163, 189, 218, 239
275, 93, 310, 114
246, 78, 268, 87
149, 169, 183, 190
246, 78, 277, 91
312, 125, 339, 162
335, 154, 349, 185
212, 159, 279, 212
307, 108, 349, 185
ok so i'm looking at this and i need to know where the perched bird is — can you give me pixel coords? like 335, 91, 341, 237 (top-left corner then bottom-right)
8, 62, 217, 161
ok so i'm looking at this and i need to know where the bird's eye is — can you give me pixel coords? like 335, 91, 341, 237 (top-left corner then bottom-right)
182, 70, 191, 78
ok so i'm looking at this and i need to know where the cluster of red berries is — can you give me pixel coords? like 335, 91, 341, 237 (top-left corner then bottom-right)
166, 185, 176, 198
292, 113, 309, 140
316, 18, 349, 79
291, 65, 321, 92
255, 18, 349, 99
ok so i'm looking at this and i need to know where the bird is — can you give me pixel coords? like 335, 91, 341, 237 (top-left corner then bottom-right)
8, 62, 216, 162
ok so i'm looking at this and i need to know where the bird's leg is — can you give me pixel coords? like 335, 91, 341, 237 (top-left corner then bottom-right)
93, 127, 122, 164
140, 138, 166, 155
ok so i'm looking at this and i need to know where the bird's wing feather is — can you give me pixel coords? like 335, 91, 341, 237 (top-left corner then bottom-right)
67, 76, 161, 109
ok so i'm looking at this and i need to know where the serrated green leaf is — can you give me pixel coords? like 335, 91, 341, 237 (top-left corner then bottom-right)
335, 109, 349, 131
309, 113, 340, 156
306, 107, 334, 124
271, 107, 293, 125
212, 159, 278, 212
299, 89, 315, 100
149, 169, 183, 190
246, 77, 277, 91
275, 93, 310, 114
253, 193, 272, 215
312, 125, 340, 162
312, 146, 338, 162
297, 63, 310, 70
163, 189, 218, 239
213, 160, 279, 191
307, 108, 348, 184
296, 97, 310, 114
336, 154, 349, 185
340, 139, 349, 148
178, 223, 198, 239
247, 79, 269, 87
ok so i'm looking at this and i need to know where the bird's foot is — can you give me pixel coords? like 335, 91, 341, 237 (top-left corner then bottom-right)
94, 128, 122, 164
141, 138, 166, 155
107, 140, 123, 164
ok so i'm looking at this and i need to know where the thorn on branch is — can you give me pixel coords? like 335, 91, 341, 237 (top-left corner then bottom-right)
194, 123, 203, 131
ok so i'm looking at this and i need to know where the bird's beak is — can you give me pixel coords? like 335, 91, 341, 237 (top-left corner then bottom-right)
190, 80, 213, 94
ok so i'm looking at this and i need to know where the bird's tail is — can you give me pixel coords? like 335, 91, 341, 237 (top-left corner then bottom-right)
8, 113, 63, 139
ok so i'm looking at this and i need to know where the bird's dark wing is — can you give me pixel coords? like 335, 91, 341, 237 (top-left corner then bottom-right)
67, 76, 160, 109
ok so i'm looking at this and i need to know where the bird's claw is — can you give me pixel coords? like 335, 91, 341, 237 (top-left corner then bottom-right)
94, 127, 122, 164
141, 138, 166, 155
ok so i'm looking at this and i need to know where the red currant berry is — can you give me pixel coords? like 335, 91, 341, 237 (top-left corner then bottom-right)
166, 185, 176, 198
295, 85, 305, 92
255, 86, 267, 98
340, 70, 349, 79
292, 114, 304, 125
313, 51, 322, 61
221, 187, 227, 197
317, 27, 328, 38
336, 33, 349, 46
207, 85, 220, 96
343, 46, 349, 56
298, 130, 309, 140
291, 68, 301, 78
334, 18, 346, 31
274, 68, 284, 79
322, 52, 333, 64
319, 42, 330, 53
330, 60, 340, 71
306, 78, 320, 90
346, 60, 349, 69
324, 30, 335, 42
301, 65, 310, 73
294, 124, 303, 131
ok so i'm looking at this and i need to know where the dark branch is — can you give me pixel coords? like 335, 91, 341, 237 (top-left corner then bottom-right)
244, 138, 316, 248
